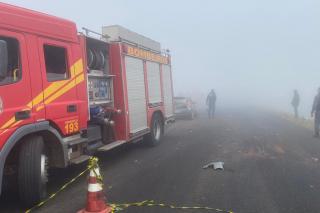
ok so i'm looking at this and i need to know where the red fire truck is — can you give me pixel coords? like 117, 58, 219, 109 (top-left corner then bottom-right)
0, 3, 174, 205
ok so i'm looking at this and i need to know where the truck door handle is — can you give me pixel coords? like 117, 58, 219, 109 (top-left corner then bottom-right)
67, 104, 77, 113
15, 110, 31, 121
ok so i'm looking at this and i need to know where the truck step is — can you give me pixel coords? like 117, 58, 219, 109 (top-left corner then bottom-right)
98, 140, 126, 151
87, 141, 104, 152
68, 138, 87, 147
70, 155, 92, 165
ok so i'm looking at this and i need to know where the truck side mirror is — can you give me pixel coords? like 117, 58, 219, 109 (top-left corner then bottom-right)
0, 40, 8, 79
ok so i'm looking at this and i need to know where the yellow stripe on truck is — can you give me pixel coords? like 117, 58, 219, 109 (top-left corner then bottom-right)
43, 73, 84, 107
72, 59, 84, 77
0, 59, 84, 130
36, 72, 84, 111
26, 59, 83, 108
0, 117, 16, 129
75, 73, 85, 84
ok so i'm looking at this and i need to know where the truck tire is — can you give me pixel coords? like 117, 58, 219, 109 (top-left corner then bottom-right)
18, 135, 48, 206
145, 113, 163, 146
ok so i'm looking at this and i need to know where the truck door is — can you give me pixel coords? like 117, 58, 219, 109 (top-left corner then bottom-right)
0, 30, 32, 132
38, 38, 79, 136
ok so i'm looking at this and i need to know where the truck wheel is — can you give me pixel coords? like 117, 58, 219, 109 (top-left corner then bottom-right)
18, 135, 48, 206
145, 113, 163, 146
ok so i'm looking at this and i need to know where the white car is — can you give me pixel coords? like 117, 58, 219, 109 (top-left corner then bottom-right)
174, 97, 197, 119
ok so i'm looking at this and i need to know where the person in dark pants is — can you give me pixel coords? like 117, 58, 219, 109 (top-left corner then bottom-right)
291, 89, 300, 118
206, 89, 216, 119
311, 88, 320, 137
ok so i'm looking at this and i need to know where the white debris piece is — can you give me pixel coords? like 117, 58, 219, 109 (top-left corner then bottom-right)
213, 162, 224, 170
202, 161, 224, 170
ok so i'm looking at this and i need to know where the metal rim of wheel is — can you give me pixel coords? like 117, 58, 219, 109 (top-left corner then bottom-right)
154, 119, 161, 141
40, 154, 48, 186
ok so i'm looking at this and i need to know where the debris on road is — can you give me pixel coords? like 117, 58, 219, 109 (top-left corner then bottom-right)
312, 157, 319, 162
202, 161, 224, 170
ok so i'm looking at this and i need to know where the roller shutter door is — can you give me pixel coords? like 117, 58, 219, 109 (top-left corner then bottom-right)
146, 61, 161, 104
162, 65, 174, 117
125, 56, 147, 133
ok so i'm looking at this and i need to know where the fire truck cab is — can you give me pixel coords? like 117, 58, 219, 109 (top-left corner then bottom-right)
0, 3, 174, 206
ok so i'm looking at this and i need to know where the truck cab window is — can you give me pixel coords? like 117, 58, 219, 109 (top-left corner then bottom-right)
44, 45, 69, 81
0, 36, 21, 86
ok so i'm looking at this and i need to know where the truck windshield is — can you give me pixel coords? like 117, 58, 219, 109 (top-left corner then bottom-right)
0, 36, 20, 86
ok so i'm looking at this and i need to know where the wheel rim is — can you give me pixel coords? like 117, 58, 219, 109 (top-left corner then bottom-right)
154, 120, 161, 141
40, 154, 48, 185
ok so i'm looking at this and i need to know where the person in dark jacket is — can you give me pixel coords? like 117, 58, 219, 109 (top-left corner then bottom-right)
311, 88, 320, 137
206, 89, 216, 119
291, 90, 300, 118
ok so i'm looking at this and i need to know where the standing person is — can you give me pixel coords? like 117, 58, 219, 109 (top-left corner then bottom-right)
291, 89, 300, 118
206, 89, 216, 119
311, 88, 320, 137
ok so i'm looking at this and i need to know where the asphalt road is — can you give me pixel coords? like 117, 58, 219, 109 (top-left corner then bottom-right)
2, 108, 320, 213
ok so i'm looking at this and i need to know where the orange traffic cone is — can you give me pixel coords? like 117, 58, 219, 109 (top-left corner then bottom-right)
78, 167, 112, 213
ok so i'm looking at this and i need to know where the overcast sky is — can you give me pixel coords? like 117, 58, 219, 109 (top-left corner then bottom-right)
3, 0, 320, 116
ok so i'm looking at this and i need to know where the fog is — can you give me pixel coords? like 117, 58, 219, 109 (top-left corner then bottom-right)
4, 0, 320, 117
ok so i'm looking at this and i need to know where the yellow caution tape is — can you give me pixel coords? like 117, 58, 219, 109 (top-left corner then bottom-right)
25, 157, 234, 213
111, 200, 234, 212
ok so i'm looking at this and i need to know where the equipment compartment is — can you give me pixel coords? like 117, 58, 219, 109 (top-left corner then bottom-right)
85, 37, 113, 107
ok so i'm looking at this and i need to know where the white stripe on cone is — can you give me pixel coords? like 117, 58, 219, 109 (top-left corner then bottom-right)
88, 167, 103, 192
89, 168, 101, 177
88, 183, 103, 192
